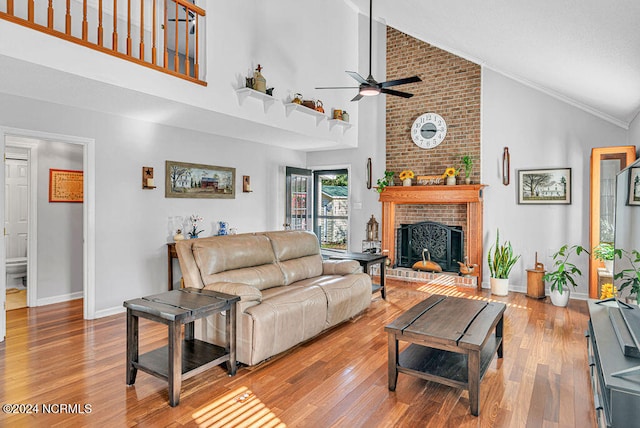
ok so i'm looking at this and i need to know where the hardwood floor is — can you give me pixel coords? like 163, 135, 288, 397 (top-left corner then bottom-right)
0, 279, 596, 427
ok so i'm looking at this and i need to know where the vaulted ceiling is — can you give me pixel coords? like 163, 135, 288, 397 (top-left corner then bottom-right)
348, 0, 640, 128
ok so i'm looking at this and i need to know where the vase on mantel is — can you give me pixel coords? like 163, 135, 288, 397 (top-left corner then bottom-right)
446, 176, 456, 186
465, 177, 471, 185
403, 178, 412, 187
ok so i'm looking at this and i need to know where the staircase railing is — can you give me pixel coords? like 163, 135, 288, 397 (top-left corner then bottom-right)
1, 0, 206, 85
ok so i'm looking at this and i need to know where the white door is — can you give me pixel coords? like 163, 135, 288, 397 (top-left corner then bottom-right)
0, 137, 6, 341
5, 158, 28, 263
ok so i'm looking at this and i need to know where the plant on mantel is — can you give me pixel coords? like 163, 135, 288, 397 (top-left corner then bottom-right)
375, 171, 395, 193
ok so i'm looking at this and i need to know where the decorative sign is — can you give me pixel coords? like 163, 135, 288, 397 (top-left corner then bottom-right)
49, 169, 84, 203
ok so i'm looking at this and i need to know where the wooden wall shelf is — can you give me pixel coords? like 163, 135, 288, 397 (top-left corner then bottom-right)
379, 184, 487, 289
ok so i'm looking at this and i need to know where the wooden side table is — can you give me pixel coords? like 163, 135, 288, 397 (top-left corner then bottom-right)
124, 288, 240, 406
167, 243, 178, 290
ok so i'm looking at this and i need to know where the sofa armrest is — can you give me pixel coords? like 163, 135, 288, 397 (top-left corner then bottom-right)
204, 282, 263, 303
322, 259, 362, 275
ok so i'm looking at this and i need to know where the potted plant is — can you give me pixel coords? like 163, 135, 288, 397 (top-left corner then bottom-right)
615, 249, 640, 304
487, 230, 520, 296
543, 244, 588, 307
375, 170, 395, 193
460, 154, 473, 184
593, 242, 615, 273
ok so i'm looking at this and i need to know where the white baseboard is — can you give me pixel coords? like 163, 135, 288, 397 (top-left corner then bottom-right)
481, 282, 588, 300
36, 291, 83, 306
94, 306, 126, 318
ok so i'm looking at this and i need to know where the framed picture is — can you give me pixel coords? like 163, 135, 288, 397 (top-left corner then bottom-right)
49, 169, 83, 203
628, 166, 640, 206
518, 168, 571, 205
165, 160, 235, 199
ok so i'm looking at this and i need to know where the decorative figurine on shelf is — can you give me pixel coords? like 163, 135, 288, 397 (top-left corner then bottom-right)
245, 76, 255, 89
174, 229, 185, 241
292, 93, 303, 104
342, 110, 349, 122
333, 109, 343, 120
253, 64, 267, 93
315, 100, 325, 113
218, 221, 229, 236
266, 87, 274, 96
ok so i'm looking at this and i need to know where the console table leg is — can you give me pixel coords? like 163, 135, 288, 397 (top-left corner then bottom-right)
497, 314, 504, 358
388, 333, 398, 391
168, 322, 182, 407
380, 260, 386, 299
468, 351, 480, 416
126, 310, 138, 385
227, 302, 237, 376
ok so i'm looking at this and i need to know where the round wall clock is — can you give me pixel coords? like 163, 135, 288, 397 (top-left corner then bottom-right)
411, 113, 447, 149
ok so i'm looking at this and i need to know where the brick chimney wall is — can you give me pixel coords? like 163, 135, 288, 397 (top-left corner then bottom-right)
385, 27, 481, 234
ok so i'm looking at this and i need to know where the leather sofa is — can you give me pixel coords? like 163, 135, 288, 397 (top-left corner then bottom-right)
176, 230, 372, 366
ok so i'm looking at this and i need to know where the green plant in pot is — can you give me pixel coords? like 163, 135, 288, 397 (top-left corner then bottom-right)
487, 230, 520, 296
544, 244, 589, 307
376, 170, 395, 193
460, 154, 473, 184
615, 249, 640, 304
593, 242, 615, 273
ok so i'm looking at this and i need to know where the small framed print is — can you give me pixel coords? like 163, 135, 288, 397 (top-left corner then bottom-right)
628, 166, 640, 206
49, 169, 83, 203
518, 168, 571, 205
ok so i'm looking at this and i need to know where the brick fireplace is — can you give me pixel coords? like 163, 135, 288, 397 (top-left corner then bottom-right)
379, 185, 486, 290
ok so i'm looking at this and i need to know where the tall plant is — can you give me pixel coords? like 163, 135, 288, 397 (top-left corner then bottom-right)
487, 230, 520, 279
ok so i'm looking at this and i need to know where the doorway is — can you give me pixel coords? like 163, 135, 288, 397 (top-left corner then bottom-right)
313, 169, 349, 251
5, 151, 30, 310
0, 127, 96, 342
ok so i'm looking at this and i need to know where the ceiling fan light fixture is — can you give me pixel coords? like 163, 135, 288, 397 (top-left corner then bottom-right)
359, 86, 381, 96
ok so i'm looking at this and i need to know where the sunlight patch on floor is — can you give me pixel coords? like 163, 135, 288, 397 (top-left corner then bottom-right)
192, 386, 286, 428
415, 282, 529, 310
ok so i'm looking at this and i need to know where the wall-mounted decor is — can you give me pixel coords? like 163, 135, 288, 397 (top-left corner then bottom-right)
49, 169, 83, 203
518, 168, 571, 205
502, 147, 510, 185
242, 175, 252, 193
366, 158, 372, 189
628, 166, 640, 206
142, 166, 156, 189
165, 161, 235, 199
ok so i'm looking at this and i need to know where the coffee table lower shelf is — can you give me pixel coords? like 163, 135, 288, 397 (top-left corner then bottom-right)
135, 339, 230, 381
396, 335, 501, 390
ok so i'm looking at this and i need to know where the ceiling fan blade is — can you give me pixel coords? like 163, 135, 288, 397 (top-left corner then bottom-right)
380, 76, 421, 88
316, 86, 360, 90
381, 88, 414, 98
350, 93, 364, 102
346, 71, 368, 85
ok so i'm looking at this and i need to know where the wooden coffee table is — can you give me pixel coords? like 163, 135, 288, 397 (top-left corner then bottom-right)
385, 294, 505, 416
124, 288, 240, 406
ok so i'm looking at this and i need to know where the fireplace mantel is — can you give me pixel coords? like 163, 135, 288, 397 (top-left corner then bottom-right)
379, 184, 487, 290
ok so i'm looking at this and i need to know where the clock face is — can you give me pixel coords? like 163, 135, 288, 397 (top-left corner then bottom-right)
411, 113, 447, 149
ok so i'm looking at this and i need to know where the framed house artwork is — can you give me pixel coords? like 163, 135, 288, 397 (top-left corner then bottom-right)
628, 166, 640, 206
49, 169, 84, 203
165, 160, 235, 199
518, 168, 571, 205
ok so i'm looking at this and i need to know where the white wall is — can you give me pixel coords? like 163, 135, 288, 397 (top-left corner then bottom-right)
37, 141, 84, 301
0, 92, 305, 315
481, 69, 628, 298
307, 14, 387, 250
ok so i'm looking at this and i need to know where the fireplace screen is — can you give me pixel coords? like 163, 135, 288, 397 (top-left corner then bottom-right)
396, 221, 464, 272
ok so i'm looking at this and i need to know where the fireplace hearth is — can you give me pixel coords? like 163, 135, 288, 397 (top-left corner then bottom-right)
396, 221, 464, 273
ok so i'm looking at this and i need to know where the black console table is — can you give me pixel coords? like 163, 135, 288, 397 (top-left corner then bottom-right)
587, 300, 640, 427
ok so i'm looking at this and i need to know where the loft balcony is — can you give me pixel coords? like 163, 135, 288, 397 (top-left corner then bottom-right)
0, 0, 205, 84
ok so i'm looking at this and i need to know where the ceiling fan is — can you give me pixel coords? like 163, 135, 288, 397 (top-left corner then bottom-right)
316, 0, 421, 101
168, 6, 196, 35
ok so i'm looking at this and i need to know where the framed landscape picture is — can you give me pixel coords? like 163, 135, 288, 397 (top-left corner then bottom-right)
165, 160, 235, 199
628, 166, 640, 206
518, 168, 571, 205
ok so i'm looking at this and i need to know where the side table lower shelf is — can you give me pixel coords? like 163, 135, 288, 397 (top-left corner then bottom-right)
136, 339, 230, 381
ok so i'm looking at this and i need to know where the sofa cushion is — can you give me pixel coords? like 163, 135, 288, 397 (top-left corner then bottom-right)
192, 234, 285, 290
322, 259, 362, 275
204, 282, 262, 303
245, 284, 328, 364
264, 231, 323, 284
